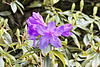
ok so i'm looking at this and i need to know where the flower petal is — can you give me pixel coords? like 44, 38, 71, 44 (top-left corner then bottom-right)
47, 21, 56, 31
33, 37, 36, 48
54, 26, 64, 36
28, 17, 38, 24
62, 31, 72, 37
28, 26, 39, 40
36, 25, 46, 35
39, 34, 50, 49
33, 12, 44, 23
50, 35, 62, 48
64, 24, 73, 32
32, 12, 45, 26
27, 12, 46, 26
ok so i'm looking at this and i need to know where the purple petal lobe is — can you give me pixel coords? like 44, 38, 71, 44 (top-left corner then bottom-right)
54, 26, 64, 36
61, 23, 73, 37
36, 25, 46, 35
50, 35, 62, 48
28, 26, 39, 40
27, 19, 31, 26
62, 32, 72, 37
47, 21, 56, 31
33, 38, 36, 48
27, 12, 46, 26
39, 34, 50, 49
64, 24, 73, 32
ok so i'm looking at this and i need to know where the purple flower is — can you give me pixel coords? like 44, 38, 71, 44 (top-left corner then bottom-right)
27, 12, 46, 48
27, 12, 73, 49
62, 23, 73, 37
36, 21, 64, 49
27, 12, 46, 26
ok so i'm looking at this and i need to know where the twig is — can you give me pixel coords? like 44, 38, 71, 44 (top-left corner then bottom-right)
33, 57, 40, 67
8, 16, 19, 26
40, 51, 42, 67
3, 1, 10, 5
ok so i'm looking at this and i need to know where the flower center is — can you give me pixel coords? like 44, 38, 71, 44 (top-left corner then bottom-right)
49, 30, 53, 34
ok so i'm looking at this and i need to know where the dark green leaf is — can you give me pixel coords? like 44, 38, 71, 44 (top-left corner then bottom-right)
0, 11, 11, 16
28, 1, 42, 8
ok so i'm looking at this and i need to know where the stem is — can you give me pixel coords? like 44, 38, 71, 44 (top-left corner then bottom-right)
34, 57, 40, 67
3, 1, 10, 5
8, 16, 19, 26
40, 51, 42, 67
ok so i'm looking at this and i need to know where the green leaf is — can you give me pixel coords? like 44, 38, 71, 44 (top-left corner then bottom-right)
22, 46, 28, 54
45, 14, 50, 24
10, 2, 17, 13
92, 55, 97, 67
94, 21, 100, 30
4, 19, 8, 27
16, 4, 24, 15
0, 11, 11, 16
71, 3, 75, 13
54, 14, 60, 25
44, 0, 51, 5
75, 62, 81, 67
59, 11, 71, 16
72, 30, 81, 36
78, 25, 89, 31
20, 53, 34, 59
83, 34, 89, 46
2, 30, 12, 46
16, 29, 20, 38
52, 50, 65, 67
96, 54, 100, 66
81, 59, 90, 67
44, 55, 51, 67
93, 36, 100, 43
80, 0, 84, 11
51, 0, 59, 5
71, 33, 80, 48
61, 39, 67, 46
42, 44, 51, 55
32, 54, 39, 62
85, 62, 92, 67
28, 1, 42, 8
64, 57, 69, 66
69, 59, 75, 66
15, 0, 24, 9
67, 45, 81, 52
87, 52, 96, 60
0, 28, 4, 38
15, 64, 22, 67
0, 57, 4, 67
93, 6, 98, 16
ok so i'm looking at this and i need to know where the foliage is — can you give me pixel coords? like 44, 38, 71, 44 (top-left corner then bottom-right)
0, 0, 100, 67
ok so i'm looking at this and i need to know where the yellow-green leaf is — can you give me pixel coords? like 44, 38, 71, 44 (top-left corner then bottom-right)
52, 50, 65, 67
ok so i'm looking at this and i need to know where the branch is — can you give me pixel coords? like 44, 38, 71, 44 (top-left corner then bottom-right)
3, 1, 10, 5
40, 51, 42, 67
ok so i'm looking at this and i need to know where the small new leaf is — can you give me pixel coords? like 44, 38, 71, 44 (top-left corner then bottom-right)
10, 2, 17, 13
